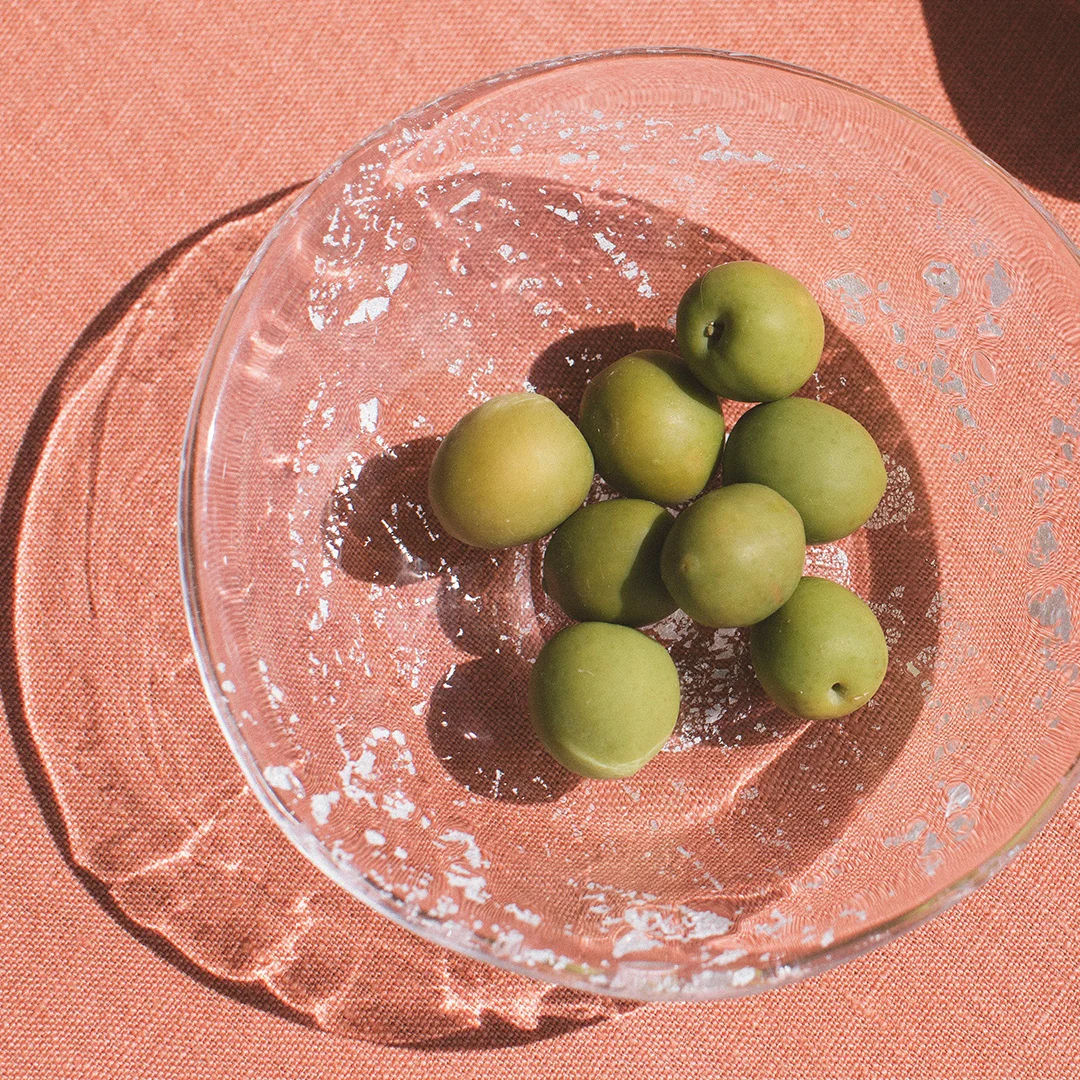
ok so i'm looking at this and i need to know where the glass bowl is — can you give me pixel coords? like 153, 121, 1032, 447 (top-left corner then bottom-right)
180, 48, 1080, 999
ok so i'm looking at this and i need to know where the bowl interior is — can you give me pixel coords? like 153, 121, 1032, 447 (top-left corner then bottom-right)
183, 50, 1080, 997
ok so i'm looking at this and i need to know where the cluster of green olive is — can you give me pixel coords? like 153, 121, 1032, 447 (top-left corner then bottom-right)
428, 262, 889, 780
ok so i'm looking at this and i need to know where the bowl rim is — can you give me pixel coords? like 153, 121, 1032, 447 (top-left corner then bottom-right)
178, 45, 1080, 1002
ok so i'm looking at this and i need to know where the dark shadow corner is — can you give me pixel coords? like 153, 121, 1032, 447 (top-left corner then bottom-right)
922, 0, 1080, 199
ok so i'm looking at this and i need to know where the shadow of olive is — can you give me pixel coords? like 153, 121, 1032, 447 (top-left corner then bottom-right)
425, 653, 579, 804
529, 322, 677, 416
324, 436, 453, 584
323, 437, 539, 658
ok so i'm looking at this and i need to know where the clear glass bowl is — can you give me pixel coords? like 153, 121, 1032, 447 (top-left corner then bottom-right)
180, 48, 1080, 999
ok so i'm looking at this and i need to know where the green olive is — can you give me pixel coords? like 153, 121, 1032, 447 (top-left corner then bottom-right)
676, 261, 824, 401
428, 393, 594, 548
542, 499, 677, 627
528, 622, 680, 778
660, 483, 805, 627
722, 397, 887, 544
578, 350, 724, 504
750, 576, 888, 719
